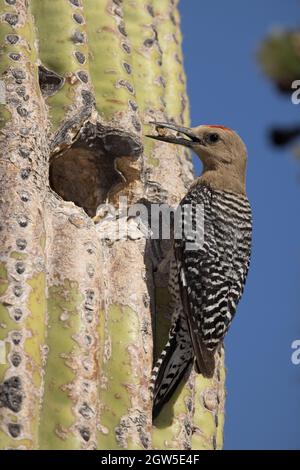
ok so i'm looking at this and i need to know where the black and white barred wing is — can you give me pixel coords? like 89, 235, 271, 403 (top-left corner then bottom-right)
174, 188, 217, 377
174, 243, 217, 377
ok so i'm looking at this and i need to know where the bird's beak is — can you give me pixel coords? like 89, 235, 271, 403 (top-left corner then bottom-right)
146, 121, 204, 148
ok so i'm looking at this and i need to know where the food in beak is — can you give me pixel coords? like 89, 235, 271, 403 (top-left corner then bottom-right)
146, 121, 202, 147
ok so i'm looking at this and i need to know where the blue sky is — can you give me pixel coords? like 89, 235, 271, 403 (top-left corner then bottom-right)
179, 0, 300, 450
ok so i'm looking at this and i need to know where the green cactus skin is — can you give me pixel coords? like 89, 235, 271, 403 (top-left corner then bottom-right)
0, 0, 38, 129
155, 1, 189, 125
38, 281, 83, 450
84, 0, 136, 123
37, 207, 104, 450
123, 0, 165, 167
98, 304, 144, 450
0, 0, 48, 449
31, 0, 90, 130
150, 0, 225, 450
191, 353, 225, 450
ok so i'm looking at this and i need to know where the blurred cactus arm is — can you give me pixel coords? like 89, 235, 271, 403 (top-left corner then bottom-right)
258, 30, 300, 93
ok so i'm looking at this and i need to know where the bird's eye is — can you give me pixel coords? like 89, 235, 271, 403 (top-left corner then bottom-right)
207, 133, 220, 144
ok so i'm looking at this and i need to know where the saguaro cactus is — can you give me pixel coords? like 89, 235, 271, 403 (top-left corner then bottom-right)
0, 0, 225, 450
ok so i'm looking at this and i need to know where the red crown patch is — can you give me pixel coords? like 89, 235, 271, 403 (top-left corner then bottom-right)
206, 125, 232, 132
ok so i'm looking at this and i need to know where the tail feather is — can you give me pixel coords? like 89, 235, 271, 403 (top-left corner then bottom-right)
151, 321, 193, 419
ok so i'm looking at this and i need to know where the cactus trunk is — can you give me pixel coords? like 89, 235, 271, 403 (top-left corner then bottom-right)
0, 0, 225, 450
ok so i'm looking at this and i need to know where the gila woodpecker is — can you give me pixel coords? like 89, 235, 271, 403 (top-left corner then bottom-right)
147, 122, 252, 418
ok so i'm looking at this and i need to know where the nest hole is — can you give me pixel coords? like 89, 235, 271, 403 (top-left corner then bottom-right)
38, 65, 65, 97
49, 122, 142, 217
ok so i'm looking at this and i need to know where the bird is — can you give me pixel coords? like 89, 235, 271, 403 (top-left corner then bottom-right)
146, 122, 252, 419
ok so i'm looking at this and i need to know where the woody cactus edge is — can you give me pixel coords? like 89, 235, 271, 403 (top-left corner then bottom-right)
0, 0, 225, 450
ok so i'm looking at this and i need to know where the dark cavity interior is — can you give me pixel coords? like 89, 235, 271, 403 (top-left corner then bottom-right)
38, 65, 65, 97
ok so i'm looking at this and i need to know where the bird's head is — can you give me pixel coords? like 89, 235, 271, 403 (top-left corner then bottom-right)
146, 122, 248, 193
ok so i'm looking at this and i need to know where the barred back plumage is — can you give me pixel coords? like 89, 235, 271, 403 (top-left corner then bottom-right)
151, 183, 252, 418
